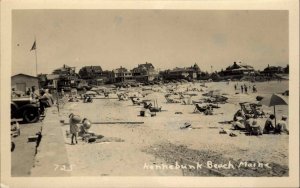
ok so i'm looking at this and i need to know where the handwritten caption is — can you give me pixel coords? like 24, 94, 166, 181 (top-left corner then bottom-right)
54, 164, 75, 171
144, 161, 271, 170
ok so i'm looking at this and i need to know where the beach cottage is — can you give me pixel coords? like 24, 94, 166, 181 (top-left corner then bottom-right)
131, 62, 158, 82
11, 73, 39, 92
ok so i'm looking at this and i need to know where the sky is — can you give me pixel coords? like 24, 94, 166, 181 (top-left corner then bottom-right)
12, 10, 288, 76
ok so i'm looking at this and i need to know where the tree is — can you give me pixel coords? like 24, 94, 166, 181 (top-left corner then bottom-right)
284, 64, 289, 74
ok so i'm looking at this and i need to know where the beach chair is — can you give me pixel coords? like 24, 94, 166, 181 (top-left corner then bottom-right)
239, 102, 255, 118
149, 106, 162, 112
249, 103, 266, 118
194, 103, 208, 113
130, 97, 142, 105
165, 96, 181, 103
212, 95, 228, 103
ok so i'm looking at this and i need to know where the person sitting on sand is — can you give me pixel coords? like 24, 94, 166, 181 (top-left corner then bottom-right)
274, 115, 289, 135
231, 116, 245, 130
263, 114, 275, 134
204, 106, 213, 115
79, 118, 92, 136
84, 95, 92, 103
250, 119, 262, 135
144, 102, 153, 109
233, 109, 245, 121
244, 115, 253, 133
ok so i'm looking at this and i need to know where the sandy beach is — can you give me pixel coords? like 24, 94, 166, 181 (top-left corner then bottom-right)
54, 80, 289, 176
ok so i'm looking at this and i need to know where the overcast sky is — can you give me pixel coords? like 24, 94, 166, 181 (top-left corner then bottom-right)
12, 10, 288, 76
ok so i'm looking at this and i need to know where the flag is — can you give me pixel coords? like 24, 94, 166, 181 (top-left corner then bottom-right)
30, 41, 36, 51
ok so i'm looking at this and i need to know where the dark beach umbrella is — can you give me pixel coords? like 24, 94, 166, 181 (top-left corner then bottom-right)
259, 93, 288, 125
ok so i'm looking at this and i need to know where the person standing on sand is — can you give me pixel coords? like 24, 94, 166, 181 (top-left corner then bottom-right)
244, 85, 248, 93
69, 113, 81, 145
234, 84, 237, 90
252, 85, 257, 93
241, 85, 244, 93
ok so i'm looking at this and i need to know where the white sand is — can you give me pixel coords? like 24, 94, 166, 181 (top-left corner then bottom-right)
59, 81, 289, 176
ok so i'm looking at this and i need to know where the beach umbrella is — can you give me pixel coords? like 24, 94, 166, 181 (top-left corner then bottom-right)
85, 91, 98, 96
184, 91, 198, 96
259, 93, 288, 125
207, 89, 221, 97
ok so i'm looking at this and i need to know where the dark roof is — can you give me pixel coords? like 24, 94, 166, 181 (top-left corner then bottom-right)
226, 62, 254, 71
12, 73, 38, 79
113, 67, 129, 73
170, 66, 197, 73
53, 64, 75, 73
81, 66, 103, 72
139, 62, 154, 69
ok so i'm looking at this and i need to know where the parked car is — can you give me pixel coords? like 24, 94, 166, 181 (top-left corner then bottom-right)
11, 97, 40, 123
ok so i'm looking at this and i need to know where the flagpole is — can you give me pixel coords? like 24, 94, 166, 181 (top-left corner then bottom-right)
34, 36, 38, 76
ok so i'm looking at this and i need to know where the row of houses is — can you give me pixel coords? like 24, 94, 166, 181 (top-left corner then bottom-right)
11, 61, 289, 93
77, 62, 159, 85
218, 62, 289, 77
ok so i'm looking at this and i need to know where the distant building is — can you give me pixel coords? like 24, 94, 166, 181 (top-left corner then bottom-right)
37, 74, 48, 88
52, 64, 78, 91
262, 64, 285, 75
161, 63, 201, 80
220, 62, 255, 76
53, 64, 76, 76
109, 66, 133, 83
78, 66, 103, 79
11, 73, 39, 92
46, 74, 60, 89
131, 62, 158, 82
78, 66, 108, 85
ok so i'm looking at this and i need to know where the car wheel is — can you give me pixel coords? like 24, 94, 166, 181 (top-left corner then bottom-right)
11, 105, 17, 119
23, 108, 40, 123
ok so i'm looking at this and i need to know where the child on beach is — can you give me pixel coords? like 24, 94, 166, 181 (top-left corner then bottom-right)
69, 113, 81, 145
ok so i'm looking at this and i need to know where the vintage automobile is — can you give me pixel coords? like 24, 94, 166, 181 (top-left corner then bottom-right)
11, 97, 40, 123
